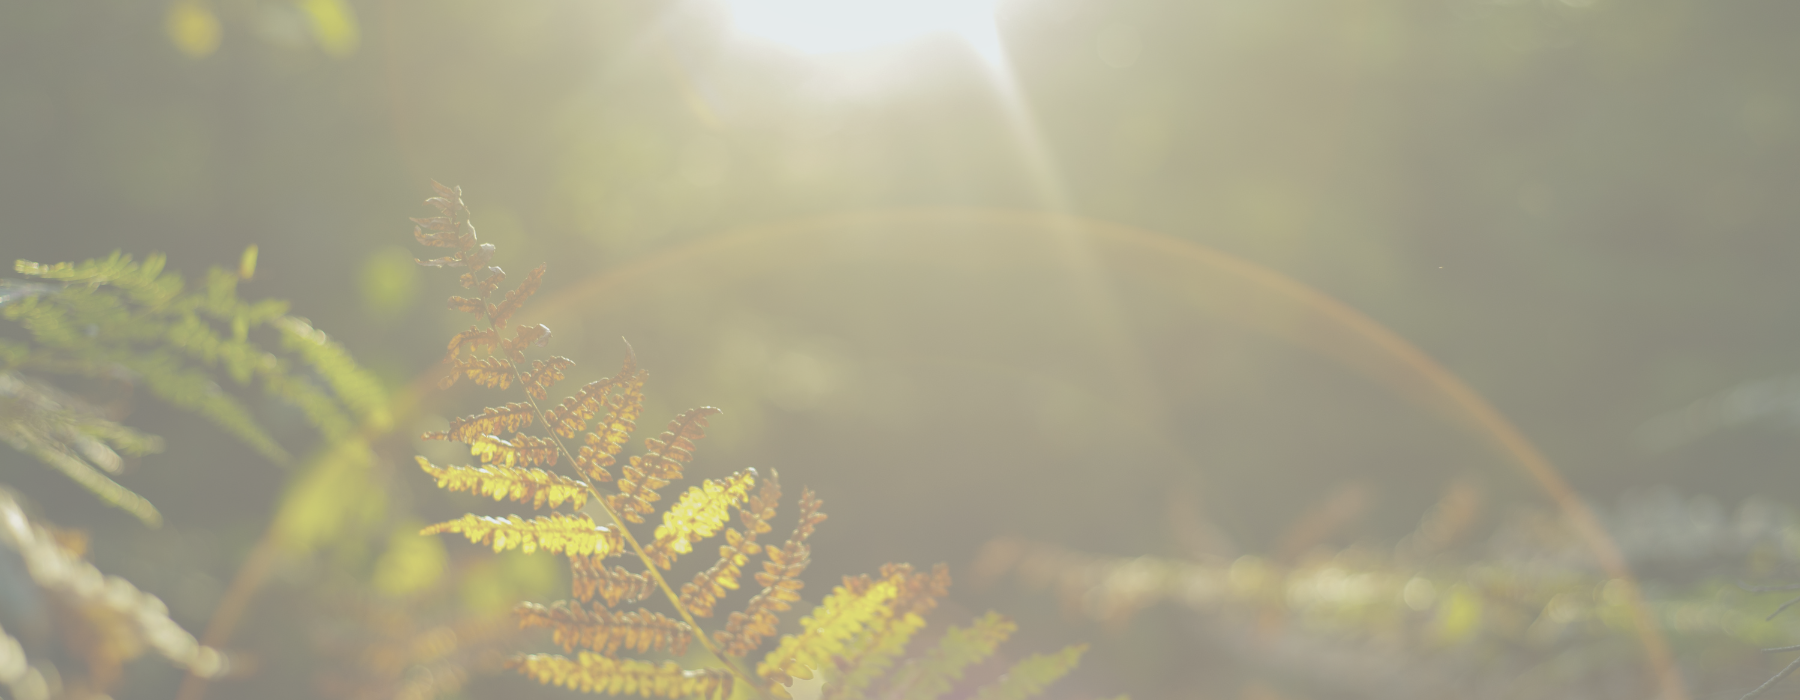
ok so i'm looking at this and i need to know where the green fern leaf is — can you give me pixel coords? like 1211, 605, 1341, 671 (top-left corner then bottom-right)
968, 644, 1086, 700
889, 612, 1018, 700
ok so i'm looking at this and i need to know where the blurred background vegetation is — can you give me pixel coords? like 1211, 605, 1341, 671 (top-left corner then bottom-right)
6, 0, 1800, 698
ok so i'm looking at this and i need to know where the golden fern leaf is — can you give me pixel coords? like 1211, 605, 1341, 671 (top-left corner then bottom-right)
572, 557, 657, 608
681, 474, 781, 618
490, 263, 546, 329
608, 407, 721, 524
516, 601, 693, 657
509, 653, 733, 700
717, 488, 824, 656
427, 402, 536, 443
823, 564, 953, 700
420, 513, 622, 557
445, 325, 502, 361
968, 645, 1087, 700
441, 356, 513, 390
755, 578, 900, 689
824, 611, 925, 700
522, 356, 575, 401
446, 295, 486, 317
501, 323, 552, 360
416, 456, 589, 510
547, 354, 640, 436
644, 469, 757, 570
576, 363, 646, 482
887, 612, 1018, 700
468, 432, 560, 468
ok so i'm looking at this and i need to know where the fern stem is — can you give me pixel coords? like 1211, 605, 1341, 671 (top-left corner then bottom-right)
507, 364, 769, 700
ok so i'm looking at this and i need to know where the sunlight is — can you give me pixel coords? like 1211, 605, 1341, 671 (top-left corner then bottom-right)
723, 0, 1002, 61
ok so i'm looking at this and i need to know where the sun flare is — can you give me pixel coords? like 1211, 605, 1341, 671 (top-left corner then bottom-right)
723, 0, 1002, 61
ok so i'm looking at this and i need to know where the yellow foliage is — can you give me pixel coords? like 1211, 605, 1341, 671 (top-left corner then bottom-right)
416, 457, 588, 510
969, 645, 1087, 700
468, 433, 559, 469
718, 488, 824, 656
405, 184, 1090, 700
510, 653, 734, 700
645, 470, 756, 569
522, 355, 574, 401
421, 513, 620, 557
430, 402, 536, 443
608, 407, 721, 524
888, 612, 1017, 700
757, 580, 899, 688
442, 355, 512, 390
681, 474, 780, 618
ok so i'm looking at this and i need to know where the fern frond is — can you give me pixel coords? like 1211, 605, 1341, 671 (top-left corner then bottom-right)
468, 432, 560, 468
516, 601, 692, 657
446, 326, 503, 361
645, 469, 757, 570
756, 579, 899, 689
608, 407, 721, 523
429, 402, 537, 443
417, 456, 589, 510
823, 564, 953, 699
717, 488, 825, 656
491, 263, 546, 329
547, 356, 640, 433
509, 653, 734, 700
271, 315, 390, 428
828, 615, 925, 700
887, 612, 1017, 700
522, 356, 575, 401
0, 372, 165, 525
443, 355, 514, 390
681, 474, 781, 618
577, 362, 647, 483
421, 513, 622, 557
502, 323, 553, 360
573, 557, 657, 608
967, 645, 1086, 700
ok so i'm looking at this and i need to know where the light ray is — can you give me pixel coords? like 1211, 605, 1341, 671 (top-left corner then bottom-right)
724, 0, 1000, 58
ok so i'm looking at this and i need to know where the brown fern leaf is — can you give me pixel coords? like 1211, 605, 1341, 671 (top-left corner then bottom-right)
521, 356, 575, 401
441, 356, 513, 390
426, 402, 536, 443
716, 488, 825, 656
421, 513, 622, 557
576, 363, 646, 482
516, 601, 693, 657
572, 557, 657, 608
681, 474, 781, 618
417, 457, 589, 510
644, 469, 757, 570
850, 562, 952, 617
502, 323, 552, 360
468, 433, 560, 469
547, 355, 640, 437
607, 407, 721, 524
412, 182, 476, 249
447, 295, 487, 316
490, 263, 546, 328
508, 653, 733, 700
446, 326, 502, 361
